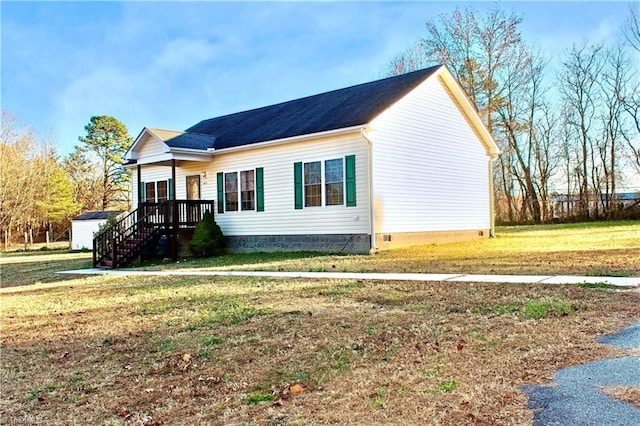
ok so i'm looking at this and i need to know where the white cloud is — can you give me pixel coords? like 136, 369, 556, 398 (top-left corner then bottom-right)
154, 38, 218, 71
52, 68, 148, 147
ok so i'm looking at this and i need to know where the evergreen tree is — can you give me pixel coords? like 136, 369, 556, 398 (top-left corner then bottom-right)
190, 211, 226, 257
79, 115, 132, 210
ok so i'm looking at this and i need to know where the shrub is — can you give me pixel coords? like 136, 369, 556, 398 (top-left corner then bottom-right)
190, 211, 226, 257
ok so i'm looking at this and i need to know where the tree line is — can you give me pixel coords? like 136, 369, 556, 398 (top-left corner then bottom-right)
3, 4, 638, 247
386, 4, 640, 223
0, 113, 131, 247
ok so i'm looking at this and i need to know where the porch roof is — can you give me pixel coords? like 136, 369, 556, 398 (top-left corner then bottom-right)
125, 128, 215, 163
147, 128, 215, 150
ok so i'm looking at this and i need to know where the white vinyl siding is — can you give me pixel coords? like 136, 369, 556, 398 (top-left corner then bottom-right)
131, 165, 173, 206
71, 219, 106, 250
369, 76, 491, 233
211, 133, 369, 236
137, 134, 166, 158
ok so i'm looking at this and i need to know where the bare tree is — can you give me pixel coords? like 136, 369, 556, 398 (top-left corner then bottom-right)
558, 42, 605, 219
532, 101, 561, 221
62, 146, 102, 211
0, 111, 38, 246
623, 3, 640, 52
595, 43, 635, 216
619, 4, 640, 174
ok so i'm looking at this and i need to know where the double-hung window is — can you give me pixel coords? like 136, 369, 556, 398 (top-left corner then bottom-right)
140, 179, 173, 203
217, 168, 264, 214
224, 172, 239, 212
241, 170, 255, 211
294, 155, 355, 209
304, 161, 322, 207
157, 181, 168, 202
145, 182, 156, 203
324, 158, 344, 206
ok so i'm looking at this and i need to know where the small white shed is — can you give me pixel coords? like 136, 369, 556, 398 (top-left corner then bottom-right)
71, 211, 123, 250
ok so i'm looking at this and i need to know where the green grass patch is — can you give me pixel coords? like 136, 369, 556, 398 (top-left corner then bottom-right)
155, 338, 176, 353
200, 336, 223, 346
135, 294, 259, 331
246, 392, 276, 405
371, 386, 389, 409
578, 282, 627, 290
522, 300, 573, 320
471, 299, 574, 320
436, 380, 460, 393
28, 384, 59, 401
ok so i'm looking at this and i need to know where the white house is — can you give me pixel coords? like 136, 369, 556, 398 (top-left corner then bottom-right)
71, 211, 122, 250
122, 65, 500, 255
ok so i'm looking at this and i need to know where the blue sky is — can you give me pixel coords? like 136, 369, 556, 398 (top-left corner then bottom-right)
1, 1, 633, 157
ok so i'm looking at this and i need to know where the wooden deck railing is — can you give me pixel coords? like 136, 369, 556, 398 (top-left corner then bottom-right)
93, 200, 215, 268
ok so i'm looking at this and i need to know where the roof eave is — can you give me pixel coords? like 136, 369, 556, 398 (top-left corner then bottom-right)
434, 67, 501, 157
125, 127, 171, 160
212, 125, 364, 155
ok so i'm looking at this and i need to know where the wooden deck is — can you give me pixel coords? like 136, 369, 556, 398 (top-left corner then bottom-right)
93, 200, 215, 268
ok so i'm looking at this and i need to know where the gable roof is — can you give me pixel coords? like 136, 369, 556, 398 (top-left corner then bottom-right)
147, 128, 215, 150
185, 66, 441, 150
125, 127, 216, 162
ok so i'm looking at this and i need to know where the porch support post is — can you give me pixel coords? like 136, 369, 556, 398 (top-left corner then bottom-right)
171, 160, 176, 200
171, 159, 178, 261
137, 164, 142, 206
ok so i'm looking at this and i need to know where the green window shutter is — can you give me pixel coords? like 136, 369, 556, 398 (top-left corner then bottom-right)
216, 172, 224, 214
294, 162, 303, 210
168, 178, 174, 200
140, 181, 146, 203
256, 167, 264, 212
345, 155, 356, 207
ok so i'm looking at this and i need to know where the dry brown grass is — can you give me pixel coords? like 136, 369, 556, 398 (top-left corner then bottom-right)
601, 386, 640, 408
1, 274, 638, 425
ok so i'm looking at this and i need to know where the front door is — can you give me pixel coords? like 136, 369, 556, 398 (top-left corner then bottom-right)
186, 175, 201, 224
186, 175, 201, 200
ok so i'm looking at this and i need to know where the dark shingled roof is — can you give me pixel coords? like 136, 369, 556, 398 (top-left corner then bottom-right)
185, 66, 441, 150
73, 211, 123, 221
148, 128, 215, 150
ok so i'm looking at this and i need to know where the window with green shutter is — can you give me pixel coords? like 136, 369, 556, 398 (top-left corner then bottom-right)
294, 162, 303, 209
216, 172, 224, 214
140, 181, 146, 203
345, 155, 356, 207
256, 167, 264, 212
217, 168, 264, 213
294, 155, 356, 208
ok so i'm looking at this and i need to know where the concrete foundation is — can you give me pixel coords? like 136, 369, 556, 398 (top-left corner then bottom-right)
226, 234, 371, 254
374, 229, 490, 250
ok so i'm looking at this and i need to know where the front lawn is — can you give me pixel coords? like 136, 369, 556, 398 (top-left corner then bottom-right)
1, 221, 638, 424
1, 273, 638, 424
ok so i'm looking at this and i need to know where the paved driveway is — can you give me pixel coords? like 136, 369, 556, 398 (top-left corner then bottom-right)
522, 322, 640, 425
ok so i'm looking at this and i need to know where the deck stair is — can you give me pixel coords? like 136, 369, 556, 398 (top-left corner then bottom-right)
93, 200, 214, 268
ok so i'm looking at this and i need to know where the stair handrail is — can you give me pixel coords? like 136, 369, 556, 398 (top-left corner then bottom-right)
93, 202, 167, 267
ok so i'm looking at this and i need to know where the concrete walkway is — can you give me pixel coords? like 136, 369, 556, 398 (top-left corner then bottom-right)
60, 268, 640, 287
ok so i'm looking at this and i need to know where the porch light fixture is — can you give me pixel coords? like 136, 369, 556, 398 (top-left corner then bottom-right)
201, 171, 207, 178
